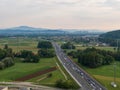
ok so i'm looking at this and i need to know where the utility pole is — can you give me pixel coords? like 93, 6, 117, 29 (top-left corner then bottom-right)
111, 40, 118, 87
117, 39, 119, 52
17, 36, 19, 52
114, 63, 116, 84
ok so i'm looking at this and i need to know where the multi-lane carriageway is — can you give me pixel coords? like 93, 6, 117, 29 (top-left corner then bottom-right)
53, 42, 107, 90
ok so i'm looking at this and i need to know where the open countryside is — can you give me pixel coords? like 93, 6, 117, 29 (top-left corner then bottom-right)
0, 0, 120, 89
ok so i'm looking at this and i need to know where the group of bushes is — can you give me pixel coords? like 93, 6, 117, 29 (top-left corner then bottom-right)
0, 45, 14, 70
61, 42, 75, 49
37, 41, 53, 49
38, 49, 55, 58
15, 50, 40, 63
0, 57, 14, 70
55, 79, 73, 89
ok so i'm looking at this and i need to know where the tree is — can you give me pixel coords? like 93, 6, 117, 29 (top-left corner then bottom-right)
38, 49, 55, 58
55, 79, 73, 89
3, 44, 13, 57
4, 44, 8, 49
30, 54, 40, 63
5, 48, 13, 57
78, 51, 104, 68
0, 49, 6, 60
20, 50, 33, 58
68, 51, 77, 58
0, 62, 5, 70
103, 55, 115, 65
2, 57, 14, 67
47, 73, 52, 78
61, 42, 75, 49
37, 41, 52, 49
15, 50, 40, 63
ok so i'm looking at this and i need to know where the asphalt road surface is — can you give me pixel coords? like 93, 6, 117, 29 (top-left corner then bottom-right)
53, 42, 107, 90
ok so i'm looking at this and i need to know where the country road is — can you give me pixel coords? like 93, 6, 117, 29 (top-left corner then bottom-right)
0, 82, 61, 90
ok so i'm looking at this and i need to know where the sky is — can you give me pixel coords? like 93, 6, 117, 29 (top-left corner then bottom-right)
0, 0, 120, 31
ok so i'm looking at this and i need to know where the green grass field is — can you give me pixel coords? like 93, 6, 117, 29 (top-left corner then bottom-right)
73, 58, 120, 90
0, 37, 39, 53
28, 57, 79, 88
76, 45, 115, 52
0, 58, 56, 81
1, 37, 119, 89
0, 37, 79, 89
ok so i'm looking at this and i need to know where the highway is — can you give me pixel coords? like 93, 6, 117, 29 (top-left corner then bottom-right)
53, 42, 107, 90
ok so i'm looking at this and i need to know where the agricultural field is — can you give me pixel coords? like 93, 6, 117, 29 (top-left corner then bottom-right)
0, 37, 39, 53
0, 37, 79, 88
0, 57, 79, 88
76, 45, 116, 52
73, 58, 120, 90
0, 58, 56, 81
28, 57, 79, 88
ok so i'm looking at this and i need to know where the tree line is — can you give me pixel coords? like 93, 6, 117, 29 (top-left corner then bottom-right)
68, 47, 120, 68
15, 41, 55, 62
37, 40, 55, 58
0, 45, 14, 70
0, 41, 55, 70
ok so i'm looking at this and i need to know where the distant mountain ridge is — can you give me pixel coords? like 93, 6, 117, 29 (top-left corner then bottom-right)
9, 26, 40, 30
0, 26, 104, 37
0, 26, 67, 36
1, 26, 60, 31
100, 30, 120, 39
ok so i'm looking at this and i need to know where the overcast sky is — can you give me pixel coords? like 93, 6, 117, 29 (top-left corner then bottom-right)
0, 0, 120, 31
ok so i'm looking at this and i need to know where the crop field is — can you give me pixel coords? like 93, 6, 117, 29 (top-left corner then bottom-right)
76, 45, 115, 52
0, 37, 39, 53
15, 67, 57, 81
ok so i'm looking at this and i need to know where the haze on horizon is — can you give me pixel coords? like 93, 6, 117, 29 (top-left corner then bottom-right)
0, 0, 120, 31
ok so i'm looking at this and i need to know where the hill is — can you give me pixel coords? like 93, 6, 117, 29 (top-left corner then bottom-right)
0, 26, 67, 36
0, 26, 104, 37
100, 30, 120, 39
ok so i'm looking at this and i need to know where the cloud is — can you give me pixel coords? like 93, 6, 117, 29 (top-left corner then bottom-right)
0, 0, 120, 30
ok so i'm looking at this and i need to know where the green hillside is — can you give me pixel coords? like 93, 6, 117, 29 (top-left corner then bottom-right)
100, 30, 120, 39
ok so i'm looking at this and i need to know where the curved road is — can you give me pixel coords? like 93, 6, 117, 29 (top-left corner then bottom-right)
53, 42, 107, 90
0, 82, 61, 90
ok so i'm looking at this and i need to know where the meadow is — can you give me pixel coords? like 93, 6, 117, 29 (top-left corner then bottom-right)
0, 37, 79, 88
76, 45, 116, 52
0, 58, 55, 81
0, 37, 39, 53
